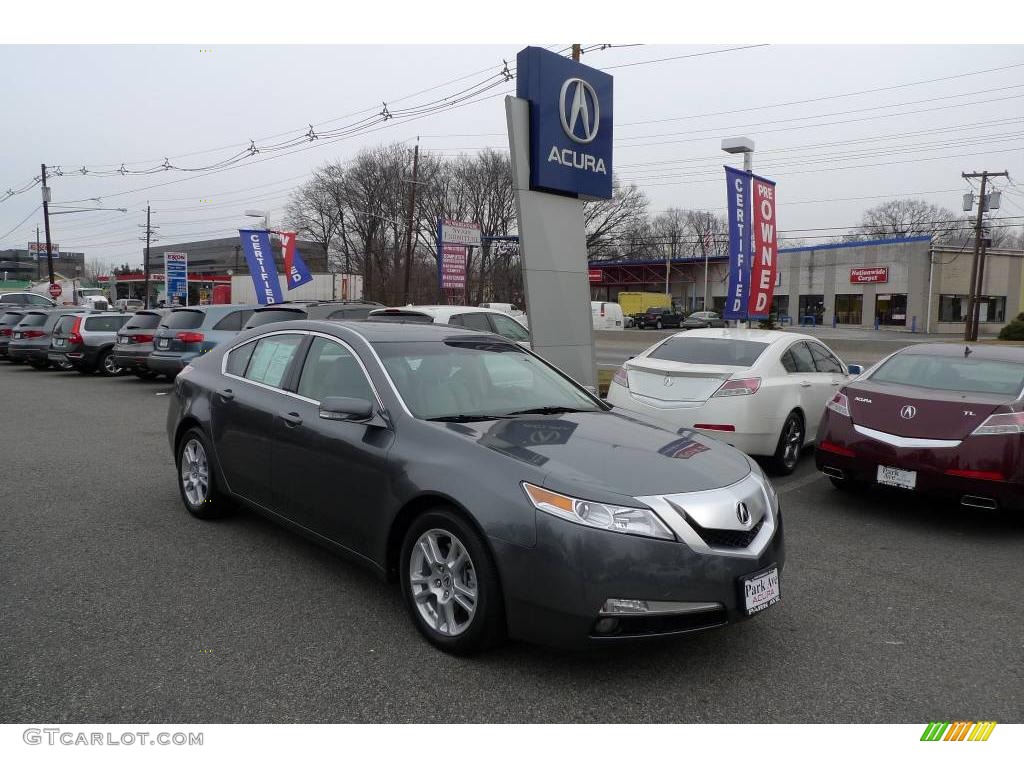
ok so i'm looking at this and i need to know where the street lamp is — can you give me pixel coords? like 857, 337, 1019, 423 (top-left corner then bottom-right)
244, 209, 270, 230
721, 136, 755, 172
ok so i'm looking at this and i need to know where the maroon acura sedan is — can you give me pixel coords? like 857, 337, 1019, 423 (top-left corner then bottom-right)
815, 343, 1024, 512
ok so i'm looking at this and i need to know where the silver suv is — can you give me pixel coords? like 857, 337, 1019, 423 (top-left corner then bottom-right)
49, 311, 131, 376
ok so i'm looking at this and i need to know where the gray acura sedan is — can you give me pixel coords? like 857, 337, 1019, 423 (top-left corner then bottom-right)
166, 320, 785, 653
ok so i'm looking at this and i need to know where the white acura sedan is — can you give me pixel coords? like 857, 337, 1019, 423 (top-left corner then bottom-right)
606, 328, 862, 474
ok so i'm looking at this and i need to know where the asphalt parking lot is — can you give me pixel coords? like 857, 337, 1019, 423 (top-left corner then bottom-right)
1, 359, 1022, 724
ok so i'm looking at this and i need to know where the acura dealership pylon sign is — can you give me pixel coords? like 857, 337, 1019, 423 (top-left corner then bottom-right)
516, 46, 613, 200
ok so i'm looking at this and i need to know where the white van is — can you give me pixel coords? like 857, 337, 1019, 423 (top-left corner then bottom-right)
591, 301, 624, 331
478, 302, 525, 320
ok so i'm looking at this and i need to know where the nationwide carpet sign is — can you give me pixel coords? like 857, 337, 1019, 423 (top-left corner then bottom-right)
516, 46, 613, 200
724, 167, 779, 321
239, 229, 283, 305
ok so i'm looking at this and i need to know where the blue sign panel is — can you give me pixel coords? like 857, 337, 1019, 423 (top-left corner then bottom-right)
164, 251, 188, 305
724, 166, 752, 321
516, 46, 613, 200
239, 229, 283, 305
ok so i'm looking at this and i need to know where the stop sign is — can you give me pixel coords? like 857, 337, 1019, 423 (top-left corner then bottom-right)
48, 283, 62, 299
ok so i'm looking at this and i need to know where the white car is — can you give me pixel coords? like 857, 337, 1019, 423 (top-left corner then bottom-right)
367, 305, 532, 346
606, 328, 862, 474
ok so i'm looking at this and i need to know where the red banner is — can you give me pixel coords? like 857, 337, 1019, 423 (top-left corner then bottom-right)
588, 268, 603, 283
850, 267, 888, 284
747, 177, 777, 318
280, 231, 297, 278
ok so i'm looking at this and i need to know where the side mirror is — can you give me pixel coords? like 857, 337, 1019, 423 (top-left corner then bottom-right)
319, 396, 373, 422
847, 364, 864, 375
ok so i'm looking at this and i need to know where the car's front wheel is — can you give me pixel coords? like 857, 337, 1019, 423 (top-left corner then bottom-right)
400, 509, 505, 654
176, 428, 230, 519
655, 319, 663, 330
772, 411, 804, 475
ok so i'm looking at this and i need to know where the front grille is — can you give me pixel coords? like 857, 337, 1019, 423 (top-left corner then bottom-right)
687, 515, 764, 549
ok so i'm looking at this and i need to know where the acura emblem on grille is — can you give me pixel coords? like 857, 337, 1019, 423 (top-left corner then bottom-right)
736, 501, 751, 525
664, 376, 673, 387
900, 405, 917, 419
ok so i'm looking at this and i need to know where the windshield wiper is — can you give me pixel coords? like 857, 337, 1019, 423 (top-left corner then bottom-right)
502, 406, 592, 416
427, 414, 506, 423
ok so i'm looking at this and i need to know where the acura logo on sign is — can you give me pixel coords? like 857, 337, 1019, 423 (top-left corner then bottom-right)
900, 405, 917, 419
559, 78, 600, 143
736, 502, 751, 525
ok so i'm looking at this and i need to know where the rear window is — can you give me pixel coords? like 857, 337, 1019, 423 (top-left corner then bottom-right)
1, 312, 25, 325
368, 311, 434, 324
213, 310, 254, 331
649, 337, 769, 367
870, 354, 1024, 397
125, 312, 162, 330
327, 307, 374, 320
54, 315, 78, 334
244, 308, 306, 328
19, 313, 48, 328
162, 309, 205, 330
84, 315, 129, 332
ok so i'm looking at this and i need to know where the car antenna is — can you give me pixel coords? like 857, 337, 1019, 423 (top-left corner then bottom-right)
964, 345, 972, 357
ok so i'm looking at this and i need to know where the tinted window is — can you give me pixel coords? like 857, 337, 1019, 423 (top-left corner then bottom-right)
213, 310, 254, 331
244, 334, 303, 388
225, 341, 256, 377
297, 337, 373, 402
1, 312, 26, 325
783, 342, 816, 373
368, 311, 433, 324
808, 342, 844, 373
54, 315, 77, 335
870, 354, 1024, 397
646, 308, 665, 314
27, 294, 54, 306
648, 338, 768, 367
162, 309, 205, 330
0, 295, 23, 305
19, 313, 48, 328
327, 306, 373, 320
450, 312, 492, 332
489, 313, 530, 342
125, 312, 162, 330
244, 308, 305, 328
84, 316, 129, 332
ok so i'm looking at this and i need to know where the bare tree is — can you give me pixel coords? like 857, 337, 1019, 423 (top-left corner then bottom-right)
847, 199, 969, 243
585, 178, 649, 261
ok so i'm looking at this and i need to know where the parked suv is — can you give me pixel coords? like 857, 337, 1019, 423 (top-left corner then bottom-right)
7, 310, 52, 366
242, 300, 381, 330
48, 311, 131, 375
147, 304, 258, 377
0, 308, 29, 359
635, 306, 684, 330
8, 308, 93, 369
112, 309, 167, 379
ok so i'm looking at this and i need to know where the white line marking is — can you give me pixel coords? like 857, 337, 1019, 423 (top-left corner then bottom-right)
775, 471, 826, 495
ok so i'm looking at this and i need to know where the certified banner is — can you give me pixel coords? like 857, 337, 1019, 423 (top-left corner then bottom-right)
239, 229, 283, 305
724, 166, 752, 321
748, 175, 778, 319
278, 231, 313, 290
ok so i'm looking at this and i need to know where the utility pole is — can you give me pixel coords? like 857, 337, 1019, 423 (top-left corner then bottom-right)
36, 225, 41, 280
962, 171, 1008, 341
665, 239, 675, 298
41, 164, 55, 285
401, 140, 420, 305
141, 204, 153, 309
571, 44, 581, 62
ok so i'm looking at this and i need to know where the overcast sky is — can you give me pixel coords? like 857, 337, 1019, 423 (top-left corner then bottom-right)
0, 43, 1021, 266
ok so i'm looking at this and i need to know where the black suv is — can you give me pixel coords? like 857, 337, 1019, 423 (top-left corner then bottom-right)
634, 306, 684, 330
242, 300, 382, 330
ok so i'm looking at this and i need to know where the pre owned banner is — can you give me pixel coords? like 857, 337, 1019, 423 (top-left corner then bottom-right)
278, 231, 313, 289
724, 166, 751, 321
239, 229, 283, 305
747, 176, 778, 319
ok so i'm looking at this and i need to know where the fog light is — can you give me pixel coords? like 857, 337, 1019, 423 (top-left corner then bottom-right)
602, 598, 649, 614
593, 617, 620, 635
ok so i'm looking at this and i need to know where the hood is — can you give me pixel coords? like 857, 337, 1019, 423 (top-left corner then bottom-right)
432, 410, 752, 498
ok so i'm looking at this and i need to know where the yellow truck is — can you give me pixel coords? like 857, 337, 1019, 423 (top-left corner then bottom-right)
617, 291, 672, 318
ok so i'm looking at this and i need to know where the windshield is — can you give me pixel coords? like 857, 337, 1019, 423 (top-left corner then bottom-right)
374, 340, 603, 420
648, 337, 768, 367
870, 353, 1024, 397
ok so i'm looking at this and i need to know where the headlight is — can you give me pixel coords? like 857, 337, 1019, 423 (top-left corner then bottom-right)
522, 482, 675, 541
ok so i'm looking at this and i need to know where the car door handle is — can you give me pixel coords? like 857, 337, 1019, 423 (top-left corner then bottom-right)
217, 388, 234, 401
279, 411, 302, 427
799, 381, 812, 388
831, 380, 842, 386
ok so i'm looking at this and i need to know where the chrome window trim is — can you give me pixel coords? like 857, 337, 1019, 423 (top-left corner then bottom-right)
853, 423, 961, 449
220, 328, 385, 411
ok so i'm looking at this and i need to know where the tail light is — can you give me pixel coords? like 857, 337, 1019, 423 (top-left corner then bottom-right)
132, 333, 155, 343
69, 316, 84, 345
600, 305, 606, 317
944, 468, 1006, 481
971, 411, 1024, 436
713, 377, 761, 397
23, 330, 46, 339
826, 391, 851, 417
0, 328, 10, 337
819, 440, 856, 458
612, 365, 628, 388
175, 331, 205, 344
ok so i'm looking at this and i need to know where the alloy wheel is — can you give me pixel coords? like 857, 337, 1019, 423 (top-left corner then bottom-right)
782, 417, 803, 468
409, 528, 478, 637
102, 353, 122, 376
180, 438, 209, 508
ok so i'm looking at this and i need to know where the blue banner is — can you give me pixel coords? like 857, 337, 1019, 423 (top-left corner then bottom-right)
288, 248, 313, 289
239, 229, 283, 305
724, 166, 752, 321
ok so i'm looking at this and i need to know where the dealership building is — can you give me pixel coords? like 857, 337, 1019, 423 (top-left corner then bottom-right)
590, 235, 1024, 335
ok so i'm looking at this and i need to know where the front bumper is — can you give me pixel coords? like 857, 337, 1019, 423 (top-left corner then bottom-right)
495, 499, 785, 649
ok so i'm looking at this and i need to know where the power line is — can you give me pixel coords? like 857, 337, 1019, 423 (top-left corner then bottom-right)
602, 44, 769, 69
0, 205, 41, 241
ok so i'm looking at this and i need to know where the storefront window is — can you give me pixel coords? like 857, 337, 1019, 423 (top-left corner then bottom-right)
938, 295, 1006, 323
772, 295, 790, 321
798, 295, 824, 325
938, 294, 968, 322
834, 294, 863, 325
875, 294, 907, 326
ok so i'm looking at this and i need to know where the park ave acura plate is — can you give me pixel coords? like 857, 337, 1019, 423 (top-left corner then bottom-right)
742, 566, 780, 615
